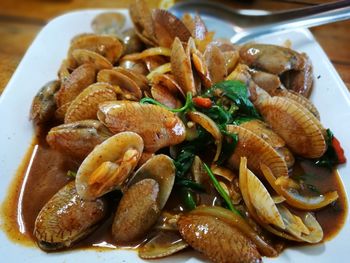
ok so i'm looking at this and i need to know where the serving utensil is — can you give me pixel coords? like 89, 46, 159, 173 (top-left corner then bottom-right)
170, 0, 350, 43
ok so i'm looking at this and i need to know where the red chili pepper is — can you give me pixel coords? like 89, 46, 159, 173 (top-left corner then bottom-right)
193, 97, 212, 109
332, 136, 346, 164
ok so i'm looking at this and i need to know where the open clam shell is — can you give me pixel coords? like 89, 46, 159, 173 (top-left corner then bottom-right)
127, 154, 175, 209
72, 49, 113, 70
75, 131, 144, 200
227, 125, 288, 179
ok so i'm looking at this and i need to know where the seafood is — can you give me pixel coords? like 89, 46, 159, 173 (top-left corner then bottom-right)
256, 96, 326, 158
55, 63, 96, 107
97, 101, 186, 152
34, 181, 107, 250
75, 132, 144, 200
46, 120, 112, 159
31, 80, 60, 124
22, 1, 347, 262
239, 43, 313, 97
64, 82, 117, 123
112, 178, 160, 242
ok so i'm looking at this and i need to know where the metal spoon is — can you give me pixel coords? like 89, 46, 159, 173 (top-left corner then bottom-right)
170, 0, 350, 43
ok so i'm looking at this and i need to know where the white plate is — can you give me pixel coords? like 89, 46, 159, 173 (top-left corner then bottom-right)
0, 9, 349, 263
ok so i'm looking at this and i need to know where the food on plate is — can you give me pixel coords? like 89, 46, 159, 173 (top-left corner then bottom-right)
3, 0, 347, 262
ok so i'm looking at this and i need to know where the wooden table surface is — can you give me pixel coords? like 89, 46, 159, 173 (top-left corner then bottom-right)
0, 0, 349, 95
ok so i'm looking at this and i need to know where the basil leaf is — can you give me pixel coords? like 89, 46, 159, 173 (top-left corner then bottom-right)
314, 129, 339, 170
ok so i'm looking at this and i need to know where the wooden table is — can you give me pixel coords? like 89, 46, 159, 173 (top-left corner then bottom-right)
0, 0, 349, 94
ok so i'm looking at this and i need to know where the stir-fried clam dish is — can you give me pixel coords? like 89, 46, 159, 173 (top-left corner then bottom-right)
23, 0, 348, 262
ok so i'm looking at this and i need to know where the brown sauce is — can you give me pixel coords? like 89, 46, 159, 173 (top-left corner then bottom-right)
0, 127, 348, 253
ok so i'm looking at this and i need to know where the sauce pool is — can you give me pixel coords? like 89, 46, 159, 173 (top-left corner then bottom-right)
0, 130, 348, 252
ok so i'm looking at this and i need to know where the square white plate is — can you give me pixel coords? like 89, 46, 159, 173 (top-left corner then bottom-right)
0, 9, 349, 263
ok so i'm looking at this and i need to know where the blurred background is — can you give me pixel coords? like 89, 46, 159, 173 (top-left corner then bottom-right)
0, 0, 349, 93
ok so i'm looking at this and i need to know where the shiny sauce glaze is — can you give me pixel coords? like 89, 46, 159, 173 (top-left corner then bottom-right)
0, 126, 348, 252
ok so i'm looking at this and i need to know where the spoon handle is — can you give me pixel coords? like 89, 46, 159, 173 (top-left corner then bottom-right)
237, 0, 350, 42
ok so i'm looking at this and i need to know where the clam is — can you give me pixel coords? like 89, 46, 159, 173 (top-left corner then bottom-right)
139, 231, 188, 259
34, 181, 107, 251
121, 28, 145, 55
239, 43, 305, 76
239, 43, 313, 97
204, 44, 227, 84
129, 0, 157, 46
112, 154, 175, 242
71, 49, 113, 70
260, 163, 339, 211
249, 70, 282, 96
187, 111, 222, 162
127, 154, 175, 209
239, 157, 324, 243
226, 125, 288, 179
113, 66, 149, 92
31, 80, 60, 124
152, 9, 192, 48
46, 120, 112, 159
97, 101, 186, 152
119, 59, 148, 75
91, 12, 126, 35
68, 34, 124, 64
121, 47, 171, 61
281, 53, 313, 97
58, 59, 75, 83
75, 132, 144, 200
177, 211, 262, 263
151, 82, 182, 109
171, 37, 196, 95
275, 89, 320, 119
112, 178, 160, 242
97, 69, 142, 100
181, 13, 207, 40
256, 96, 326, 158
55, 63, 96, 107
64, 82, 116, 123
239, 119, 295, 168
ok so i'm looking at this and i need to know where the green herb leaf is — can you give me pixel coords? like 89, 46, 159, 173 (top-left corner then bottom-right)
67, 170, 77, 178
314, 129, 339, 170
203, 163, 241, 216
140, 92, 194, 113
204, 80, 260, 119
179, 187, 197, 210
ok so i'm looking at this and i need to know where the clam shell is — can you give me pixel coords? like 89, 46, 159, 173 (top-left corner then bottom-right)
127, 154, 175, 209
34, 181, 107, 251
75, 132, 144, 200
31, 80, 60, 124
170, 37, 196, 95
64, 82, 116, 123
139, 231, 188, 259
72, 49, 113, 70
55, 63, 96, 107
91, 12, 126, 35
152, 9, 192, 48
97, 69, 142, 100
227, 125, 288, 179
68, 34, 124, 64
97, 101, 186, 152
257, 96, 326, 158
46, 120, 112, 159
112, 178, 160, 242
177, 213, 262, 263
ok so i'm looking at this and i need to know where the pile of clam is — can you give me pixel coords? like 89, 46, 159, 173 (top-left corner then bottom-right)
30, 0, 341, 262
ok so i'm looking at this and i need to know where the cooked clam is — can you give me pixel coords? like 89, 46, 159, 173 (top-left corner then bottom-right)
97, 101, 186, 152
64, 82, 116, 123
46, 120, 112, 159
34, 181, 107, 251
112, 178, 160, 242
31, 80, 60, 124
75, 132, 144, 200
